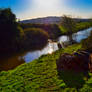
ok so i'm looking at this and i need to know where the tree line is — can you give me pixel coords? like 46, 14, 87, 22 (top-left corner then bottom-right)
0, 8, 49, 57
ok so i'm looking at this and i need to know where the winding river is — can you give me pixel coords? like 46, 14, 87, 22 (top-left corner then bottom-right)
23, 27, 92, 62
0, 27, 92, 70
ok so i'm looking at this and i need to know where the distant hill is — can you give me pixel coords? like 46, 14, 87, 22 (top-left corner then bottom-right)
20, 16, 90, 24
20, 16, 62, 24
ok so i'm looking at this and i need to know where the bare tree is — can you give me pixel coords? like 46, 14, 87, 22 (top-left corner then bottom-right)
61, 15, 76, 44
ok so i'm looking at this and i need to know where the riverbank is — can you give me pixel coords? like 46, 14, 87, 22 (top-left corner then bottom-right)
0, 44, 92, 92
1, 27, 92, 71
1, 44, 92, 91
59, 21, 92, 35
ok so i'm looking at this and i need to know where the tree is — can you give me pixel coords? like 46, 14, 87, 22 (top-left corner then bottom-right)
61, 15, 76, 44
0, 8, 24, 55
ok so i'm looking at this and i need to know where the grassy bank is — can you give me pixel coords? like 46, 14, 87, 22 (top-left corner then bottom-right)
76, 22, 92, 31
59, 21, 92, 35
1, 44, 92, 92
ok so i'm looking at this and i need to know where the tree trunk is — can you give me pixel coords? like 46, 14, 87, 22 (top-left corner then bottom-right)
69, 34, 73, 45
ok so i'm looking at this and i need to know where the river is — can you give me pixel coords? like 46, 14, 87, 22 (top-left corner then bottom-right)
0, 27, 92, 70
24, 27, 92, 62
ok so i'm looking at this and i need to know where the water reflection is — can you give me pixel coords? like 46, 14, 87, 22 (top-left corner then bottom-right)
0, 54, 25, 71
23, 27, 92, 63
58, 36, 69, 42
59, 27, 92, 43
73, 27, 92, 42
1, 27, 92, 71
23, 42, 58, 62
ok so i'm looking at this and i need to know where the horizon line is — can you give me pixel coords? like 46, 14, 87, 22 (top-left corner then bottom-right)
19, 15, 91, 21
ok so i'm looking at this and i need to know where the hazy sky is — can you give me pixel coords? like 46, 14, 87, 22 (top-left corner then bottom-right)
0, 0, 92, 20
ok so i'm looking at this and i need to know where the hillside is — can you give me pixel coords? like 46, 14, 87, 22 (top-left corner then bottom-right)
0, 44, 92, 92
20, 16, 62, 24
20, 16, 90, 24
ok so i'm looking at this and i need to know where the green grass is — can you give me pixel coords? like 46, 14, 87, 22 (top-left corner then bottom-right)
59, 26, 67, 34
0, 44, 92, 92
59, 22, 92, 35
76, 22, 92, 31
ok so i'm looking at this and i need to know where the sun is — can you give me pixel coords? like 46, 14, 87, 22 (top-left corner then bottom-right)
33, 0, 60, 11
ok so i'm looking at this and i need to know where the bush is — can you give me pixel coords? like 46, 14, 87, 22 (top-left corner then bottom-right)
81, 31, 92, 51
22, 28, 49, 50
20, 23, 62, 39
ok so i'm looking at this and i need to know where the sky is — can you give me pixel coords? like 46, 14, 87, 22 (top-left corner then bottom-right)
0, 0, 92, 20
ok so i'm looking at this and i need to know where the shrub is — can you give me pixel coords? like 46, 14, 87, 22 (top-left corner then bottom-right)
20, 23, 62, 39
81, 31, 92, 51
23, 28, 49, 50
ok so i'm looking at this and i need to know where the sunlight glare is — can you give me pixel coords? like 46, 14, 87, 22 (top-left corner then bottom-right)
33, 0, 60, 11
48, 45, 54, 54
48, 48, 53, 54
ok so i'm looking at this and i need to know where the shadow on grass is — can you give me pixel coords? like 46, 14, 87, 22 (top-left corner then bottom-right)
58, 70, 90, 89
